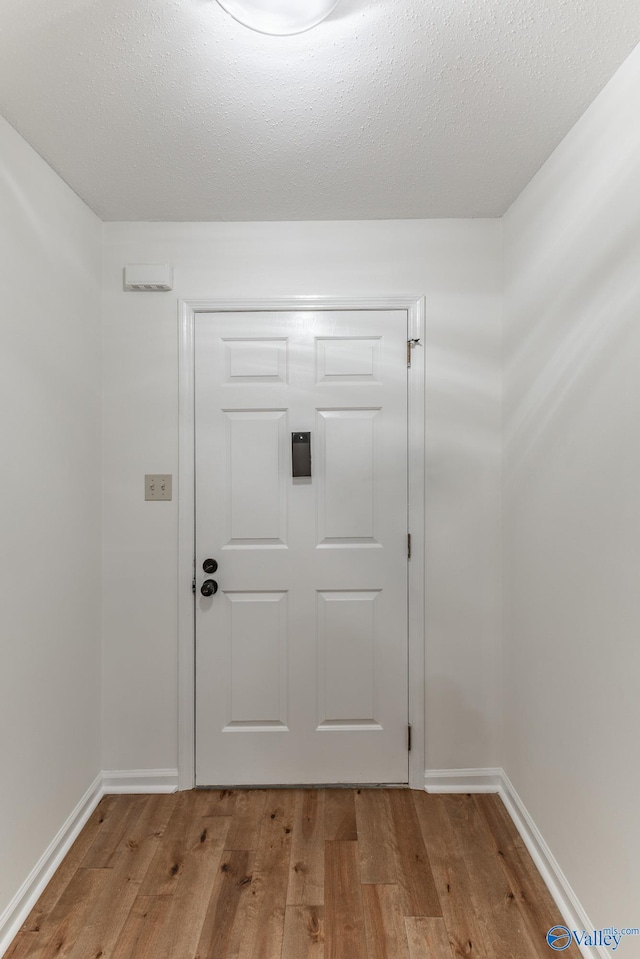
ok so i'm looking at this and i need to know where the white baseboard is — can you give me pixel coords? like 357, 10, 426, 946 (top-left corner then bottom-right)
102, 768, 179, 794
424, 767, 502, 793
0, 772, 103, 958
424, 767, 607, 959
499, 771, 607, 959
0, 767, 179, 957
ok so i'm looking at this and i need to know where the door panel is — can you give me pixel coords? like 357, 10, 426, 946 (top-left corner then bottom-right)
225, 591, 288, 729
224, 337, 288, 383
223, 409, 288, 546
316, 336, 381, 382
318, 408, 379, 543
317, 590, 380, 727
195, 310, 408, 785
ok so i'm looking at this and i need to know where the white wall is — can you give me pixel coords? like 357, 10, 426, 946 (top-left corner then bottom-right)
0, 117, 102, 918
503, 43, 640, 927
101, 219, 502, 775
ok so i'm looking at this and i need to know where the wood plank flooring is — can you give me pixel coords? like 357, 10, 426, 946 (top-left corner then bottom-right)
6, 789, 581, 959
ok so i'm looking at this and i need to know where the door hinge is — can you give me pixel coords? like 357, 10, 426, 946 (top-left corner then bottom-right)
407, 338, 421, 368
408, 533, 411, 559
407, 723, 412, 752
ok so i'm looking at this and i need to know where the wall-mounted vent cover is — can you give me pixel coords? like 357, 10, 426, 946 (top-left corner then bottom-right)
124, 264, 173, 292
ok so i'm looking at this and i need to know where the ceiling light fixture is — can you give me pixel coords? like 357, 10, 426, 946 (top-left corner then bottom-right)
216, 0, 340, 35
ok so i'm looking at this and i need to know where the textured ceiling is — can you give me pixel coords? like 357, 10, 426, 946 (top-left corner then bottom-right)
0, 0, 638, 220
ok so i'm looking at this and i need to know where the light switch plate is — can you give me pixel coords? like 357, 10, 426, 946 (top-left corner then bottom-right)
145, 474, 172, 501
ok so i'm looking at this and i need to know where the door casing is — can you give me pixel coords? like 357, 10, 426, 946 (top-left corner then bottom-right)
177, 295, 426, 790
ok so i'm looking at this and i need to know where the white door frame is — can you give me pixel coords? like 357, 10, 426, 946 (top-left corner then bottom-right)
177, 295, 426, 790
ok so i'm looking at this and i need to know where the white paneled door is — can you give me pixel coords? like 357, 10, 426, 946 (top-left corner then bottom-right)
194, 310, 409, 785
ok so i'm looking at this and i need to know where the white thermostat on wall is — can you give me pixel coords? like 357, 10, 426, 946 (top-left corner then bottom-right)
124, 263, 173, 292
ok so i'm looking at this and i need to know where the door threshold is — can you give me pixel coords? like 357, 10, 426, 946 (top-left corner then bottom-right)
195, 782, 410, 790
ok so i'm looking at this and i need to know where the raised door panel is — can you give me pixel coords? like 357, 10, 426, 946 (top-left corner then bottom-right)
223, 337, 288, 383
224, 591, 288, 730
317, 590, 381, 729
316, 337, 381, 383
222, 409, 288, 548
317, 409, 380, 546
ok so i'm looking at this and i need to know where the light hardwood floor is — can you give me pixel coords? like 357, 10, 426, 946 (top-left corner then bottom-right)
6, 789, 581, 959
